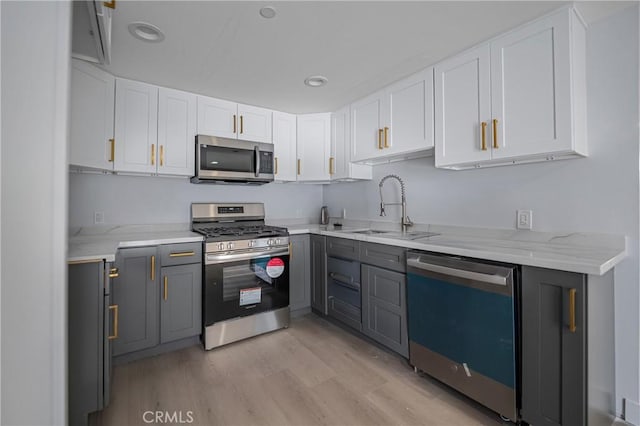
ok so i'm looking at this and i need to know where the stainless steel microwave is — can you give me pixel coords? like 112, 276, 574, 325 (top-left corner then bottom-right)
191, 135, 274, 185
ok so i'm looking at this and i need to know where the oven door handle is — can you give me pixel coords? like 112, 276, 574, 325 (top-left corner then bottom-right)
206, 247, 289, 264
254, 146, 260, 178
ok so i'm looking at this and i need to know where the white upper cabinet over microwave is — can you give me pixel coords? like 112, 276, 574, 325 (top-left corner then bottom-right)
435, 8, 587, 169
197, 96, 272, 144
351, 68, 434, 164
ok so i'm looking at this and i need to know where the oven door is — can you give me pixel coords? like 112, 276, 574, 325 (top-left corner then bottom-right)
204, 248, 290, 326
196, 135, 274, 182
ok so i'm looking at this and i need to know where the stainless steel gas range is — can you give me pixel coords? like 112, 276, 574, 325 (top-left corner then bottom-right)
191, 202, 290, 350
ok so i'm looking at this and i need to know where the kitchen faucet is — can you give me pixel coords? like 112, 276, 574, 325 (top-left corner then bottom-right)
379, 174, 413, 232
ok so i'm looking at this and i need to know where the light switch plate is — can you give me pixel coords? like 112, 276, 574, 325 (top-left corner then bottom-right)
517, 210, 532, 230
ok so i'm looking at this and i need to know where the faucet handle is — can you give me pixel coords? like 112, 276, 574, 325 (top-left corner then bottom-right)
404, 215, 413, 226
380, 203, 386, 217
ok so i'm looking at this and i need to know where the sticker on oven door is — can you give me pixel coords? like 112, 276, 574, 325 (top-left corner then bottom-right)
266, 258, 285, 278
239, 287, 262, 306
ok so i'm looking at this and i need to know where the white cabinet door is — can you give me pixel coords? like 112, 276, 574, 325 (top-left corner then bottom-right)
297, 113, 330, 181
272, 111, 297, 182
196, 96, 237, 139
114, 79, 158, 174
157, 88, 196, 176
435, 44, 492, 167
384, 68, 435, 156
331, 107, 349, 180
238, 104, 272, 143
351, 92, 384, 162
490, 11, 572, 160
69, 59, 114, 170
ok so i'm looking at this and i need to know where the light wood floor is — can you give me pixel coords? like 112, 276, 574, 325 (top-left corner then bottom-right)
93, 314, 504, 426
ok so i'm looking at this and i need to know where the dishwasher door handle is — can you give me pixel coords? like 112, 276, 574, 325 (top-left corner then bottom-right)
407, 257, 508, 286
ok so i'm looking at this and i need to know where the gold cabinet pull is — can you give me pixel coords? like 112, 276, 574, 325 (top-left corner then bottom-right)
274, 157, 278, 175
481, 122, 487, 151
108, 305, 118, 340
160, 145, 164, 166
150, 255, 155, 281
103, 0, 116, 9
492, 119, 499, 149
151, 144, 156, 166
109, 139, 115, 162
297, 159, 301, 175
378, 129, 383, 149
108, 267, 119, 278
164, 276, 168, 301
169, 251, 195, 258
569, 288, 577, 333
384, 127, 389, 148
329, 157, 335, 175
233, 114, 237, 133
240, 115, 244, 134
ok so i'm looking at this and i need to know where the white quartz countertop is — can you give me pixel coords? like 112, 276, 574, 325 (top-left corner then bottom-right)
68, 224, 203, 263
275, 221, 627, 276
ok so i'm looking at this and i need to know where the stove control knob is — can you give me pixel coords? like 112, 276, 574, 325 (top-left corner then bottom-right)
248, 240, 255, 247
217, 243, 225, 251
275, 238, 281, 245
227, 242, 234, 250
267, 239, 274, 246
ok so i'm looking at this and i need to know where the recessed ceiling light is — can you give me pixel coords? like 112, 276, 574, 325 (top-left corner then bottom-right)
259, 6, 276, 19
304, 76, 328, 87
128, 22, 165, 43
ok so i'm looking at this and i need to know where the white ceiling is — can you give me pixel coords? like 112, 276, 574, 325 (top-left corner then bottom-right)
104, 1, 634, 114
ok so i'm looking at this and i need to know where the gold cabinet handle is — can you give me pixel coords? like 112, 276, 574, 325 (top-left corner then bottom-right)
233, 114, 237, 133
108, 305, 118, 340
274, 157, 278, 175
108, 267, 119, 278
297, 159, 301, 175
384, 127, 389, 148
492, 119, 499, 149
109, 139, 115, 162
240, 115, 244, 134
169, 251, 195, 258
481, 122, 487, 151
378, 129, 383, 150
150, 255, 155, 281
103, 0, 116, 9
164, 276, 168, 301
160, 145, 164, 166
329, 157, 335, 175
569, 288, 577, 333
151, 144, 155, 166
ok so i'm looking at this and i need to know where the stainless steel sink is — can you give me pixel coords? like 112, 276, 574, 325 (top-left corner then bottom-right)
351, 229, 391, 235
383, 231, 440, 240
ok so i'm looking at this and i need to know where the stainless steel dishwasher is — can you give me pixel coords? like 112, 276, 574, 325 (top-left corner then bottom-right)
406, 251, 519, 422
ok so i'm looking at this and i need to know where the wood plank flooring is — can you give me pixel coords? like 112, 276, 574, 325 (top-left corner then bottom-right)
92, 314, 504, 426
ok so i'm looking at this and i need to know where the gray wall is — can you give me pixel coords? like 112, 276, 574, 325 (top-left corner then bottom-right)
1, 2, 70, 424
324, 5, 640, 416
69, 173, 324, 226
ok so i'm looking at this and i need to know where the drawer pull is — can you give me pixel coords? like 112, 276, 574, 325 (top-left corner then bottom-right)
169, 251, 195, 258
108, 267, 119, 278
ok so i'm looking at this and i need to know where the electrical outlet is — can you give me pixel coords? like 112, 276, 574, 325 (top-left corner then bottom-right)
94, 211, 105, 224
517, 210, 532, 230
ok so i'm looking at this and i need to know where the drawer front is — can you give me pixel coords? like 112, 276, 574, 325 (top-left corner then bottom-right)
327, 256, 360, 285
326, 237, 359, 261
159, 243, 202, 266
359, 242, 406, 273
328, 297, 362, 331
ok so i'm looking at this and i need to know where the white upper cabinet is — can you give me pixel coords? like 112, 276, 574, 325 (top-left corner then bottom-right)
297, 113, 331, 182
114, 78, 159, 174
197, 96, 272, 143
435, 7, 586, 169
351, 69, 434, 164
331, 107, 371, 181
157, 88, 197, 176
272, 111, 297, 182
69, 59, 115, 170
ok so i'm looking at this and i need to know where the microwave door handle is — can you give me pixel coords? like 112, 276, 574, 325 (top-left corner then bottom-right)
254, 146, 260, 178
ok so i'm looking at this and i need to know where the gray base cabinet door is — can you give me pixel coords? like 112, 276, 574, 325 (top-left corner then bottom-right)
112, 247, 159, 356
160, 263, 202, 343
521, 266, 586, 426
289, 235, 311, 312
311, 235, 327, 313
361, 264, 408, 357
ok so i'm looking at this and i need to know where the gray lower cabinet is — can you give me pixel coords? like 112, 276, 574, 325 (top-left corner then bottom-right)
521, 266, 586, 426
160, 263, 202, 343
310, 235, 327, 313
289, 234, 311, 313
112, 246, 159, 356
361, 264, 408, 357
